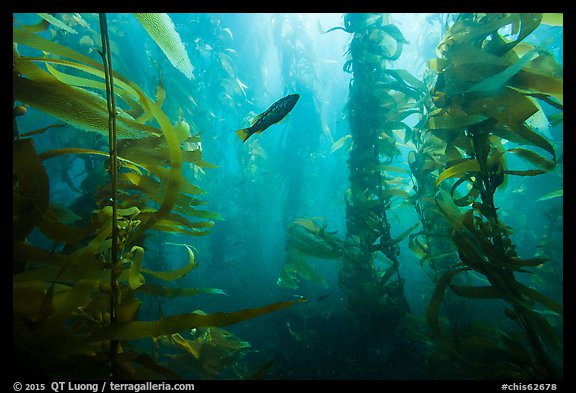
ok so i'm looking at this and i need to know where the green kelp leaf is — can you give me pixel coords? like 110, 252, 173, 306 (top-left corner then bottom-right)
536, 188, 562, 202
134, 13, 194, 80
142, 244, 197, 281
436, 159, 481, 188
85, 298, 306, 343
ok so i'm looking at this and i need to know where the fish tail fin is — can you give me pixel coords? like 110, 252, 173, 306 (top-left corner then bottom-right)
236, 128, 251, 143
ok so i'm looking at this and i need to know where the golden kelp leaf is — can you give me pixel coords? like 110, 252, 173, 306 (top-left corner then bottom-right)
408, 234, 429, 260
449, 285, 500, 299
171, 332, 201, 359
520, 309, 563, 358
150, 213, 215, 232
36, 13, 77, 34
516, 282, 563, 316
536, 188, 562, 201
142, 244, 197, 281
85, 298, 305, 343
541, 13, 563, 26
13, 74, 157, 140
36, 204, 90, 244
128, 246, 145, 290
39, 148, 143, 175
45, 61, 106, 91
174, 119, 191, 144
133, 13, 194, 80
393, 222, 420, 244
13, 26, 98, 68
466, 88, 539, 126
117, 298, 142, 323
428, 111, 488, 130
329, 134, 352, 153
504, 169, 546, 177
504, 147, 556, 171
42, 279, 102, 334
19, 123, 66, 138
13, 281, 46, 317
436, 159, 481, 188
426, 266, 471, 342
279, 253, 328, 289
25, 57, 142, 109
14, 17, 50, 33
292, 218, 323, 234
13, 138, 50, 243
382, 188, 411, 199
132, 352, 182, 380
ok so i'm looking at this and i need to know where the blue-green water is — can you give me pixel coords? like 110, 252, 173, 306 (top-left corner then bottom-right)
13, 13, 563, 380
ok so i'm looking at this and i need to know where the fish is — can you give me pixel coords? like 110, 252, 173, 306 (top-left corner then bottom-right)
236, 93, 300, 143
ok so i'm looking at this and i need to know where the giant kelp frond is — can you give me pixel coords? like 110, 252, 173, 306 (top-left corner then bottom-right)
422, 13, 563, 379
278, 218, 343, 289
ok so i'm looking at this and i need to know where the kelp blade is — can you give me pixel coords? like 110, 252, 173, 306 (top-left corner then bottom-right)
86, 298, 306, 343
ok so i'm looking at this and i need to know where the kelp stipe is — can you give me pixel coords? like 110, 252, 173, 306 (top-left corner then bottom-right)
276, 13, 429, 378
421, 13, 563, 379
13, 13, 303, 379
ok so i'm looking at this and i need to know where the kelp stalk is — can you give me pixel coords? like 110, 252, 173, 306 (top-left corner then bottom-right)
98, 13, 121, 372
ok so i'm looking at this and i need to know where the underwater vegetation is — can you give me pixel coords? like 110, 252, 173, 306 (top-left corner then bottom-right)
13, 13, 304, 379
13, 12, 562, 380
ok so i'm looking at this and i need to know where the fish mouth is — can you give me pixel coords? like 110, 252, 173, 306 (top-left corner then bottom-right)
288, 94, 300, 103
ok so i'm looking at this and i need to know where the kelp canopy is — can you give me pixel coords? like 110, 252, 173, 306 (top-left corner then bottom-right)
13, 13, 304, 379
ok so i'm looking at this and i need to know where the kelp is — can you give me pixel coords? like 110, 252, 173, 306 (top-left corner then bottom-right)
13, 13, 304, 379
85, 298, 306, 343
133, 13, 194, 80
422, 13, 563, 379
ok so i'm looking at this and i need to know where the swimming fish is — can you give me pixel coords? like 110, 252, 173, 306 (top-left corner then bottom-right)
236, 93, 300, 143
